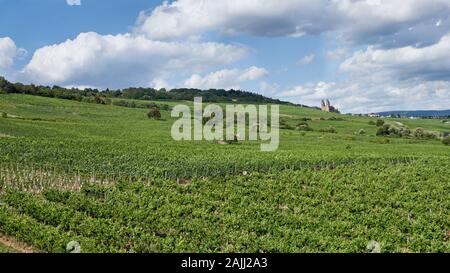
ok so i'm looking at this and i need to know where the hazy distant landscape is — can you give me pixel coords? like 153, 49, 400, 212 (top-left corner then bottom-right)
376, 110, 450, 118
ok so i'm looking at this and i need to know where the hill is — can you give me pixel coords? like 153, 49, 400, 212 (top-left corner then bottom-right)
0, 76, 306, 107
0, 93, 449, 253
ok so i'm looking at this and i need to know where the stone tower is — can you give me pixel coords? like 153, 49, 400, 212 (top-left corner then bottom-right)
321, 99, 337, 112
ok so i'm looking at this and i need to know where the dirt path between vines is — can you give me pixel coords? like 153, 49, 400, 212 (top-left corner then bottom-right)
0, 233, 37, 253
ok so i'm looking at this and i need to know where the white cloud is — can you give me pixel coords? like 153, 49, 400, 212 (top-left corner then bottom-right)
150, 77, 171, 90
5, 1, 450, 113
20, 32, 248, 88
184, 66, 268, 89
296, 54, 315, 65
278, 79, 450, 113
326, 48, 347, 60
340, 33, 450, 81
281, 82, 336, 98
134, 0, 326, 39
66, 0, 81, 6
0, 37, 19, 69
135, 0, 450, 47
277, 34, 450, 112
259, 81, 280, 96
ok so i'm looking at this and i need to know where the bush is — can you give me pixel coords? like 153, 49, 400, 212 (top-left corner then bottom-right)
296, 121, 309, 126
279, 119, 294, 130
319, 126, 337, 134
94, 95, 110, 105
1, 112, 6, 118
376, 119, 385, 127
413, 128, 426, 138
413, 128, 438, 140
358, 129, 366, 135
298, 117, 311, 121
397, 127, 411, 137
280, 124, 295, 130
377, 123, 411, 137
327, 116, 344, 121
147, 108, 161, 120
368, 120, 376, 125
296, 124, 313, 131
442, 136, 450, 146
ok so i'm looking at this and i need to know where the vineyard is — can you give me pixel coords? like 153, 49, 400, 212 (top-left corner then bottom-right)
0, 93, 449, 253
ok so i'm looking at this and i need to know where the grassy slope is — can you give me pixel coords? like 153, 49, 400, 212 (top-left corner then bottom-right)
0, 243, 13, 253
0, 93, 449, 253
0, 94, 448, 170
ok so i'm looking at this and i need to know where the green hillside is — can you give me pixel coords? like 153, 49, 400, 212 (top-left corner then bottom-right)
0, 93, 449, 253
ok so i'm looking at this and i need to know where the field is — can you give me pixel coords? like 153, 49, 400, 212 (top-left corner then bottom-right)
0, 93, 449, 253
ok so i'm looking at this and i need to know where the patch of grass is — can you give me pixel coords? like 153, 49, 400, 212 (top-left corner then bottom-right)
0, 242, 14, 253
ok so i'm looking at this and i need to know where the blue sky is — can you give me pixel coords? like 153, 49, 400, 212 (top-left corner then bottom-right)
1, 0, 449, 113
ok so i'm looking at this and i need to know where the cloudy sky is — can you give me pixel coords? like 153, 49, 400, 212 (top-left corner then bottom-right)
1, 0, 449, 113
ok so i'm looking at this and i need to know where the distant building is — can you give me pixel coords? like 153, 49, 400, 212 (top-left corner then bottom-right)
368, 113, 380, 118
321, 99, 339, 113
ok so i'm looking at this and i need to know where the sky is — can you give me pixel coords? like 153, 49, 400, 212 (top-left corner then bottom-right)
1, 0, 449, 113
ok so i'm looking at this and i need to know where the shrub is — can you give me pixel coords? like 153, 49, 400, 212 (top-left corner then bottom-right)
1, 112, 6, 118
160, 104, 171, 111
94, 95, 110, 105
296, 121, 309, 126
298, 117, 311, 121
377, 123, 411, 137
368, 120, 376, 125
280, 124, 295, 130
376, 119, 385, 127
413, 128, 438, 140
376, 124, 388, 136
319, 126, 337, 134
147, 108, 161, 120
413, 128, 426, 138
395, 126, 411, 137
358, 129, 366, 135
442, 136, 450, 146
327, 116, 344, 121
296, 124, 313, 131
279, 119, 294, 130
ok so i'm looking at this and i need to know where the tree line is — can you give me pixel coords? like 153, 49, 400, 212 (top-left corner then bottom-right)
0, 77, 300, 106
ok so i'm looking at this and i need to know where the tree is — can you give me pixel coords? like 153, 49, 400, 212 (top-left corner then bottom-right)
376, 119, 385, 127
443, 136, 450, 146
147, 108, 161, 120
